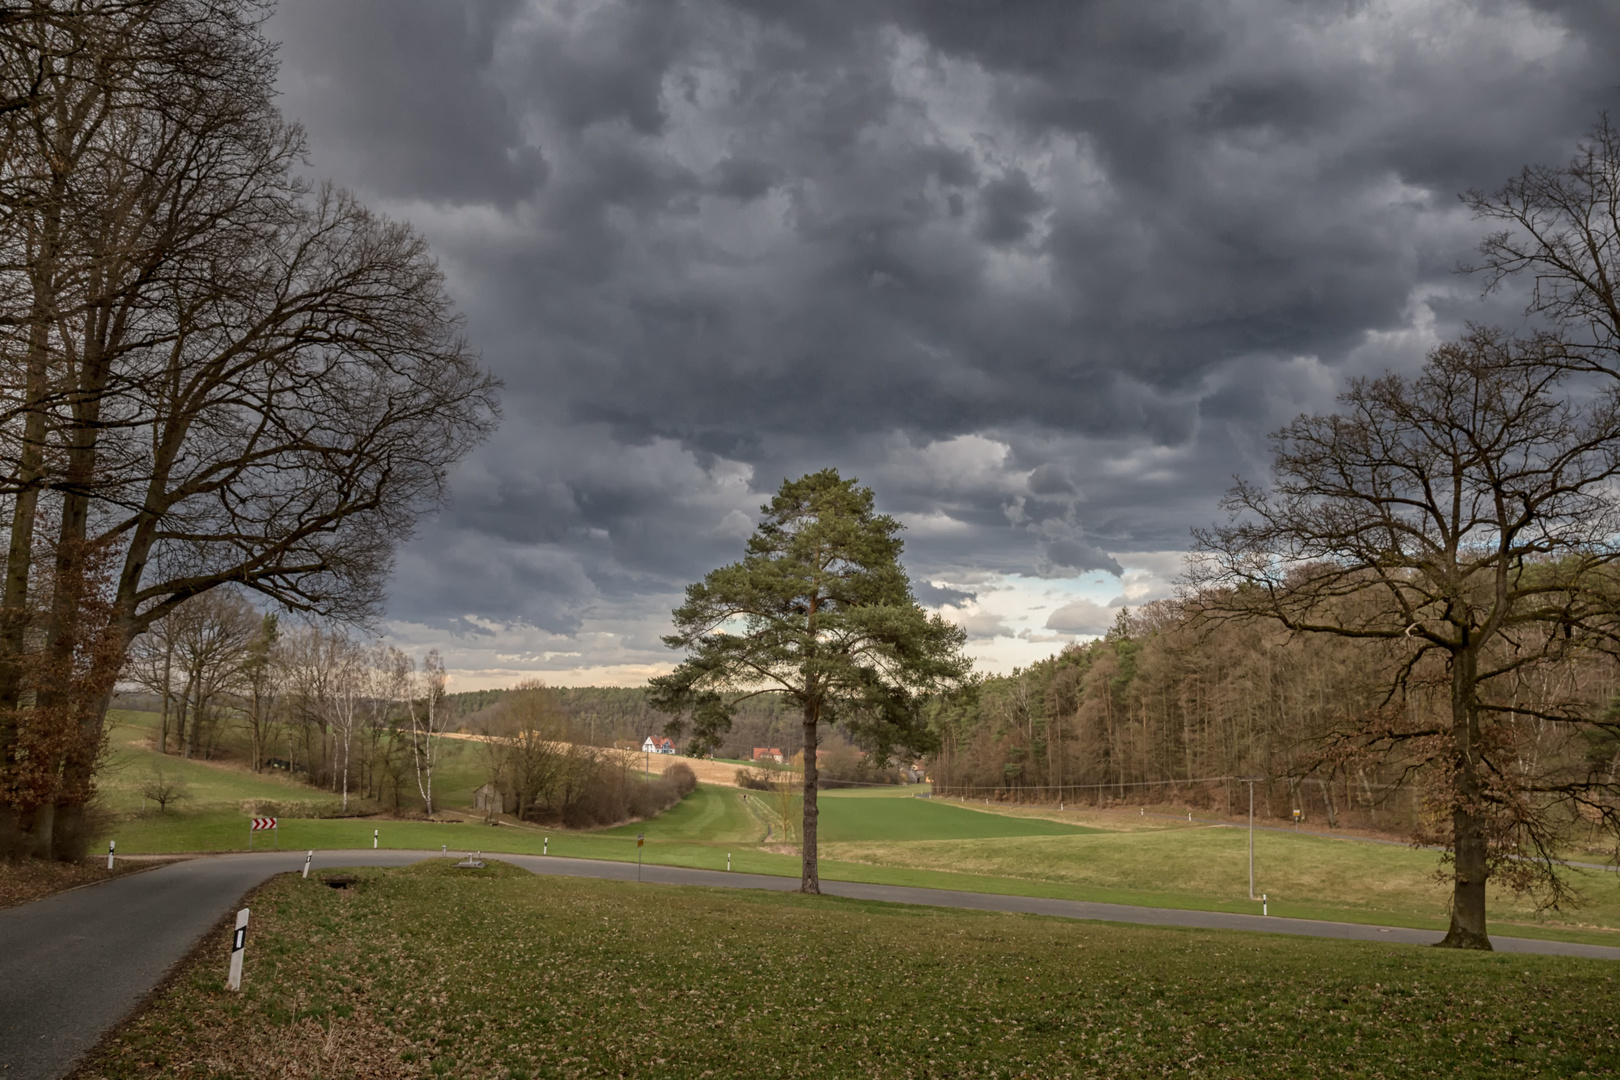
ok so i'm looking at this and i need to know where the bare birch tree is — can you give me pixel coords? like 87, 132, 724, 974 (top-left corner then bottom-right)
405, 648, 447, 817
318, 632, 363, 812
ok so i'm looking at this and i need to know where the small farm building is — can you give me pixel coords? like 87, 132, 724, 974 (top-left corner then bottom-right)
473, 783, 513, 814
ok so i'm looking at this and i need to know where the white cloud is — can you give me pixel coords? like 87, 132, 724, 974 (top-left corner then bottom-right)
1044, 597, 1117, 635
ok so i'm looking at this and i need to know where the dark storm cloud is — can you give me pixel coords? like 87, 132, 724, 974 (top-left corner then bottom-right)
274, 0, 544, 206
914, 582, 977, 608
267, 0, 1620, 671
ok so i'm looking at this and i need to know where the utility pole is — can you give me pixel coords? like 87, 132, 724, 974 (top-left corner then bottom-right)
1241, 777, 1263, 899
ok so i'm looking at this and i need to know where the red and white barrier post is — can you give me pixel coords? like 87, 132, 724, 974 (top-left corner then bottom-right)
248, 817, 277, 850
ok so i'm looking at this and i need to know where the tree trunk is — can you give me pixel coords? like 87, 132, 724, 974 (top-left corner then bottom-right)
800, 702, 820, 894
174, 674, 192, 759
158, 641, 174, 754
1439, 647, 1492, 950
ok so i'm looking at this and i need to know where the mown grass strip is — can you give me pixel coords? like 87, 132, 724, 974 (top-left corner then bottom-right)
79, 861, 1620, 1080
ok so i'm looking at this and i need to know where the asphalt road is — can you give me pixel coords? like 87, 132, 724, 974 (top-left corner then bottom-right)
4, 849, 1618, 1080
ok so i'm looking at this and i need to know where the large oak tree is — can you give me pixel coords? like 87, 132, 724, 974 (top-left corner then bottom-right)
1192, 330, 1620, 949
651, 469, 970, 893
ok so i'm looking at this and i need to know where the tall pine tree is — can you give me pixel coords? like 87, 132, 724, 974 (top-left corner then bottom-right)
651, 469, 970, 893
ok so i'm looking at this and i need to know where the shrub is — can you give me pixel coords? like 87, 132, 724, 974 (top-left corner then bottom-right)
734, 766, 777, 791
238, 798, 379, 819
142, 764, 190, 813
662, 762, 697, 797
515, 751, 699, 829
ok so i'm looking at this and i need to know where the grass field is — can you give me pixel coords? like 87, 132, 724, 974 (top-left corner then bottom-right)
814, 788, 1094, 842
597, 783, 766, 843
86, 711, 1620, 947
97, 709, 489, 815
79, 860, 1620, 1080
98, 712, 344, 815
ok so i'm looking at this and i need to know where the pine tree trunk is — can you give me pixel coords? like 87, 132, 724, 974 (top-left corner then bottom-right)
800, 704, 820, 894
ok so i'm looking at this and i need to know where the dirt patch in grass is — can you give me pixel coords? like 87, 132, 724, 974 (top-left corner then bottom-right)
0, 856, 183, 911
74, 859, 1620, 1079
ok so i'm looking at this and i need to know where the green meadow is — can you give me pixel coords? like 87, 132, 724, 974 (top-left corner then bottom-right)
79, 861, 1620, 1080
92, 710, 1620, 946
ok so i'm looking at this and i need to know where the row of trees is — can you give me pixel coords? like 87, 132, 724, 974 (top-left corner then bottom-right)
478, 681, 697, 827
0, 1, 497, 858
459, 684, 810, 760
122, 589, 455, 813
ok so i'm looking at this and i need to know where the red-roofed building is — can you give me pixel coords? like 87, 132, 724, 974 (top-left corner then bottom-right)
752, 747, 785, 763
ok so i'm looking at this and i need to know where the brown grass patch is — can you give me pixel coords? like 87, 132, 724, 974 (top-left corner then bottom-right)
0, 856, 182, 911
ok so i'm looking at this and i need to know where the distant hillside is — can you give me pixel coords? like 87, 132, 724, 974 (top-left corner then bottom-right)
457, 684, 803, 758
444, 688, 506, 718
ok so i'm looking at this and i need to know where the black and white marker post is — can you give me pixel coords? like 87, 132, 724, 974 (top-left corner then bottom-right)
637, 832, 644, 881
373, 828, 378, 850
226, 908, 250, 991
106, 840, 115, 871
302, 851, 312, 879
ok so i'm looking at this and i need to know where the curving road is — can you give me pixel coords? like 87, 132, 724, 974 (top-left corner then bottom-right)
3, 849, 1618, 1080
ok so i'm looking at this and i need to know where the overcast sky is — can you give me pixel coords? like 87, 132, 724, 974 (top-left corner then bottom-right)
268, 0, 1620, 689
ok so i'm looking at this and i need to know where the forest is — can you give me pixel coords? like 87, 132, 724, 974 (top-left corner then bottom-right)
931, 600, 1614, 842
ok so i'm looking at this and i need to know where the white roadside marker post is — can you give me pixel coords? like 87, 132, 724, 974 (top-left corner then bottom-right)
544, 837, 548, 856
373, 828, 378, 849
637, 833, 644, 881
302, 851, 312, 879
1262, 894, 1268, 916
107, 840, 115, 871
226, 908, 250, 991
727, 852, 731, 871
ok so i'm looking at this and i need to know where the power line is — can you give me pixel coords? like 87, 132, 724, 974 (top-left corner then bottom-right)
930, 775, 1242, 792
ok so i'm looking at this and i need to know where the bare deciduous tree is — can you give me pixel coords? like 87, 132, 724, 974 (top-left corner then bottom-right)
1191, 330, 1620, 949
0, 0, 498, 859
1466, 115, 1620, 375
139, 759, 187, 813
239, 613, 279, 771
164, 588, 257, 759
483, 680, 566, 823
